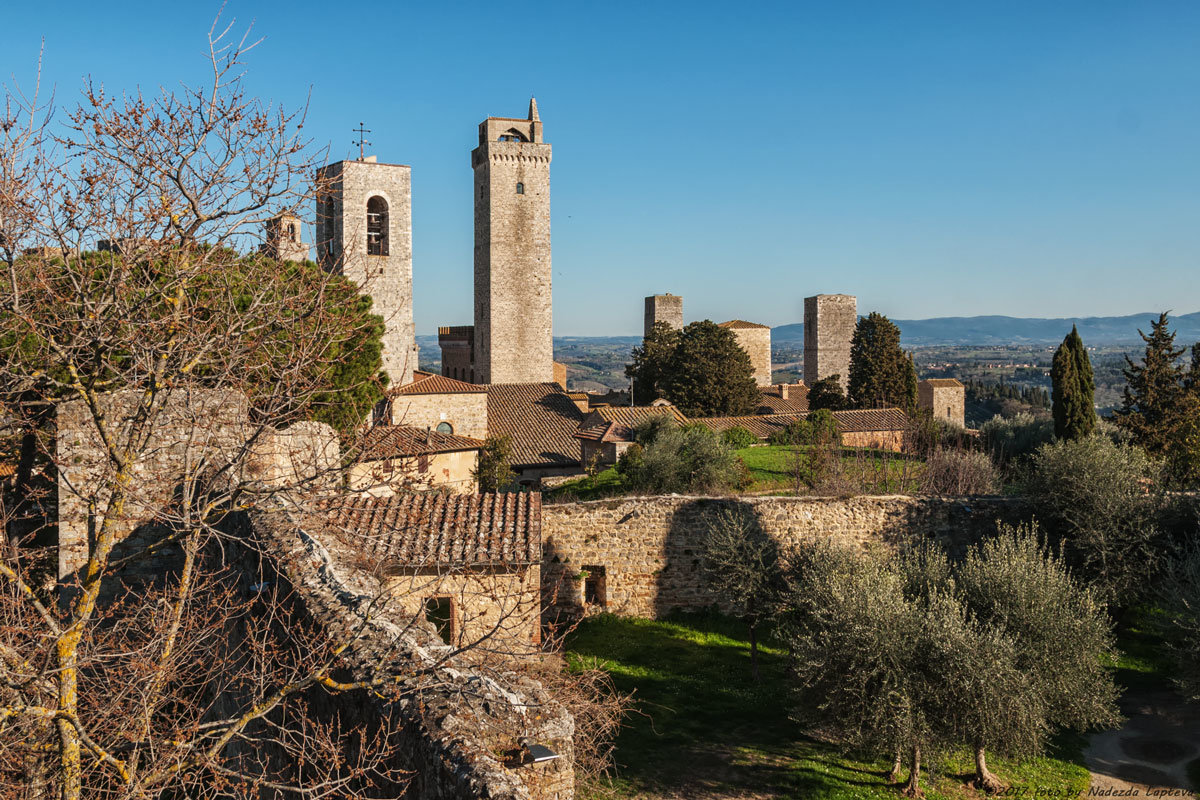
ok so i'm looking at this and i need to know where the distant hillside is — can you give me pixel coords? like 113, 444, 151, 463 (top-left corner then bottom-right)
771, 312, 1200, 347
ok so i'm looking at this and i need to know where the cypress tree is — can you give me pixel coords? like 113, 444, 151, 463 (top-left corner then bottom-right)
1051, 325, 1095, 440
847, 312, 916, 410
1116, 312, 1186, 454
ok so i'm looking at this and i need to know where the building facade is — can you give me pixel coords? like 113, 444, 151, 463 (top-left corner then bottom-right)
316, 157, 418, 387
644, 294, 683, 338
918, 378, 966, 428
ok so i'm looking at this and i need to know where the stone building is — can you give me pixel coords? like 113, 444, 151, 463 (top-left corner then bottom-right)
316, 156, 418, 387
804, 294, 857, 391
470, 99, 553, 385
260, 212, 309, 263
573, 404, 687, 469
919, 378, 966, 428
644, 294, 683, 337
719, 319, 772, 386
485, 382, 586, 484
349, 424, 484, 496
383, 371, 488, 440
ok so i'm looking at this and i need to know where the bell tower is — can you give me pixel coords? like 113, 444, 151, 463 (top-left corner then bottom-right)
316, 155, 418, 387
472, 98, 553, 385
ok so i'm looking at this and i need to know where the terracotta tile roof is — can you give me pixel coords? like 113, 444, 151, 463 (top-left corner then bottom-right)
692, 414, 804, 440
358, 425, 484, 461
719, 319, 771, 329
0, 463, 14, 478
833, 408, 908, 432
574, 404, 688, 444
920, 378, 964, 388
756, 385, 810, 414
484, 383, 586, 468
387, 370, 485, 396
317, 491, 540, 567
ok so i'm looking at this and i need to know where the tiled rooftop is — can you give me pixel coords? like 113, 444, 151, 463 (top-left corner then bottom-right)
358, 425, 484, 461
318, 491, 541, 567
387, 370, 486, 396
756, 385, 810, 414
920, 378, 964, 388
718, 319, 771, 330
574, 405, 687, 443
484, 383, 587, 468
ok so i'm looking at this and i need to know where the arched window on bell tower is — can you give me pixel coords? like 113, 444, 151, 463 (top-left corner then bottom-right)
366, 196, 388, 256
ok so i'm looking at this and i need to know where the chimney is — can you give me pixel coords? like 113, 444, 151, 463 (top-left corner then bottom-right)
778, 383, 789, 400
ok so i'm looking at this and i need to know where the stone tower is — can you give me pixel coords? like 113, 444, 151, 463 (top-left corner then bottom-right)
720, 320, 773, 386
804, 294, 857, 390
472, 98, 553, 385
261, 213, 310, 263
644, 294, 683, 338
316, 156, 417, 387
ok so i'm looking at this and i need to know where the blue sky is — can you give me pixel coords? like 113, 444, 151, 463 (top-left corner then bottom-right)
6, 1, 1200, 335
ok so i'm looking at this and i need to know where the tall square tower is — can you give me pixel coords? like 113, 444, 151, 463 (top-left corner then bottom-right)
472, 99, 553, 385
804, 294, 857, 390
316, 157, 418, 387
644, 294, 683, 338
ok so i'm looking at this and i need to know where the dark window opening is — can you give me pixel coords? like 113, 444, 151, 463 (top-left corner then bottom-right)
417, 453, 430, 474
582, 565, 607, 607
436, 422, 453, 435
286, 222, 296, 241
947, 405, 952, 418
366, 196, 388, 256
498, 129, 528, 143
321, 197, 337, 259
423, 597, 454, 644
516, 182, 525, 195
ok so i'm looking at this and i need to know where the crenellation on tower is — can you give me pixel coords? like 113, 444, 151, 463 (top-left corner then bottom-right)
471, 99, 554, 385
316, 157, 418, 387
644, 294, 683, 338
804, 294, 857, 391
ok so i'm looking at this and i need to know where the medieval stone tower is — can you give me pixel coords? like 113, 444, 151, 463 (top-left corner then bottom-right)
644, 294, 683, 338
472, 99, 553, 385
316, 157, 418, 387
262, 213, 310, 263
804, 294, 857, 390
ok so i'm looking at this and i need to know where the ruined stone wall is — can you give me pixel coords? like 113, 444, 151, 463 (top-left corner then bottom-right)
473, 129, 553, 385
804, 294, 857, 391
389, 392, 488, 441
644, 294, 683, 338
542, 494, 1030, 618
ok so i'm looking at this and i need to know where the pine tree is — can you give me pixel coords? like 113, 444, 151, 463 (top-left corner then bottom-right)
1051, 325, 1095, 441
659, 320, 761, 417
847, 312, 917, 410
806, 375, 846, 411
626, 322, 681, 404
1116, 313, 1186, 455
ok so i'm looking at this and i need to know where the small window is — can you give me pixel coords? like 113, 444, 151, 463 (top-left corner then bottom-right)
946, 405, 952, 418
366, 196, 388, 256
286, 223, 296, 241
515, 182, 525, 195
436, 422, 453, 435
417, 453, 430, 474
582, 565, 607, 607
424, 597, 454, 644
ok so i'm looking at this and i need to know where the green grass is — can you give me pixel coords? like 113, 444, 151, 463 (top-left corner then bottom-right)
545, 468, 627, 502
567, 612, 1091, 799
736, 445, 923, 495
1107, 606, 1176, 692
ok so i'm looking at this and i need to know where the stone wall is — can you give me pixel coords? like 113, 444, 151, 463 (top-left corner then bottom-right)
389, 391, 489, 441
730, 325, 772, 386
542, 494, 1030, 618
804, 294, 857, 391
919, 380, 966, 428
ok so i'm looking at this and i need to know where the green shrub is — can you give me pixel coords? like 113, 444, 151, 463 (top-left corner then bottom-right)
920, 448, 999, 495
980, 412, 1055, 467
765, 410, 841, 448
721, 426, 758, 450
618, 418, 743, 494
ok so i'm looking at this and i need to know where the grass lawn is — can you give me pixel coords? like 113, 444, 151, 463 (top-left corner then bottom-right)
566, 612, 1091, 800
736, 445, 924, 495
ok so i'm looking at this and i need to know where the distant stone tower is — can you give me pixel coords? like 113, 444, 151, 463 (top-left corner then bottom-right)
644, 294, 683, 338
472, 99, 553, 385
804, 294, 857, 390
720, 320, 773, 386
316, 156, 417, 387
262, 213, 310, 263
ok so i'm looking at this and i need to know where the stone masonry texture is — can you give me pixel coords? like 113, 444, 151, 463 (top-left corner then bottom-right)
729, 325, 772, 386
473, 107, 553, 384
804, 294, 857, 391
919, 380, 966, 428
644, 294, 683, 338
316, 159, 418, 387
541, 494, 1030, 619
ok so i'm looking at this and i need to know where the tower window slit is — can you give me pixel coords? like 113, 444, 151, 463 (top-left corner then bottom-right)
367, 196, 389, 256
516, 182, 525, 195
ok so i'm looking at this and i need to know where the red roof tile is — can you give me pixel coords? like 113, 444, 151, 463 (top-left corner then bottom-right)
484, 383, 587, 468
358, 425, 484, 461
756, 385, 810, 414
387, 370, 486, 396
318, 492, 540, 567
718, 319, 771, 329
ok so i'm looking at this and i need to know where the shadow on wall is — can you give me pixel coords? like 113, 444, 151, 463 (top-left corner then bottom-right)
656, 499, 778, 619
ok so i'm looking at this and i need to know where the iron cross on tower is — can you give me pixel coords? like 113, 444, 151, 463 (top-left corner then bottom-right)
353, 123, 371, 161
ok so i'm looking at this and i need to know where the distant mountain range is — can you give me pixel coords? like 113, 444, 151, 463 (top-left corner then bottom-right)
771, 312, 1200, 348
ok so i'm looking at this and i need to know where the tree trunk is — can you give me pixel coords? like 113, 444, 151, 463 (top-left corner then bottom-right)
902, 744, 923, 798
748, 619, 760, 682
887, 749, 903, 783
972, 742, 1005, 794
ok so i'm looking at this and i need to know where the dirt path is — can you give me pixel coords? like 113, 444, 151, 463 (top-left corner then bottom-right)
1084, 689, 1200, 798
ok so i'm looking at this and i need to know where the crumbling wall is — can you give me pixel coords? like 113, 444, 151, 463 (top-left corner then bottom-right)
542, 494, 1030, 619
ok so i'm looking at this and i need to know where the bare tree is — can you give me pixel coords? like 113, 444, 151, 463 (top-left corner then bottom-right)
0, 18, 599, 799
